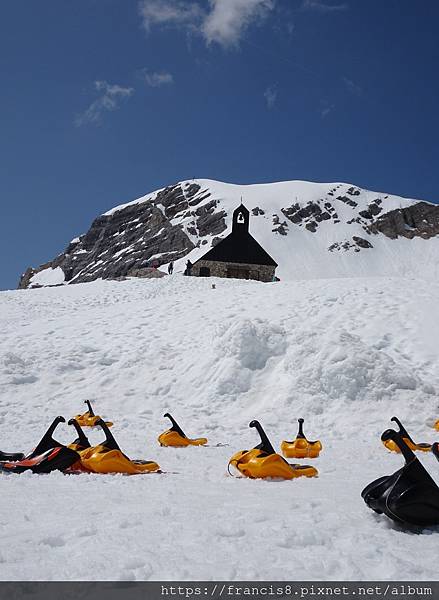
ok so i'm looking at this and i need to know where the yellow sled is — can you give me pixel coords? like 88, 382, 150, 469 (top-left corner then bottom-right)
158, 413, 208, 447
73, 400, 113, 428
228, 420, 318, 480
281, 418, 322, 459
72, 419, 160, 475
383, 417, 433, 453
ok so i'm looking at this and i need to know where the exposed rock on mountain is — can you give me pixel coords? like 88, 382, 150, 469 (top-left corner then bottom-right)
366, 201, 439, 240
19, 182, 226, 288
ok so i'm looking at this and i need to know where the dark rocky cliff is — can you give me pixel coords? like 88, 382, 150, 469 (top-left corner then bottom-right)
366, 202, 439, 240
19, 182, 227, 288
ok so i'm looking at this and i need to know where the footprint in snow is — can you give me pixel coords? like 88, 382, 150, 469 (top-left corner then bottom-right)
40, 536, 66, 548
124, 559, 145, 570
157, 506, 171, 517
77, 528, 98, 538
119, 519, 141, 529
81, 345, 99, 354
252, 514, 269, 523
118, 570, 137, 581
98, 357, 118, 366
11, 374, 38, 385
216, 526, 246, 538
277, 530, 324, 548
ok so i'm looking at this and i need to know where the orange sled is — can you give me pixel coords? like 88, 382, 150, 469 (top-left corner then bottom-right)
229, 420, 318, 480
281, 418, 322, 459
382, 417, 434, 453
158, 413, 207, 447
69, 419, 160, 474
73, 400, 113, 428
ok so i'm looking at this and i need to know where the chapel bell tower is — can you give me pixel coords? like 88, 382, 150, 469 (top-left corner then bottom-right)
232, 203, 250, 234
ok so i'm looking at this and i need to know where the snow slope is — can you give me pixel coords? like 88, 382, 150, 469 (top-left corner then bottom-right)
1, 275, 438, 580
105, 178, 439, 281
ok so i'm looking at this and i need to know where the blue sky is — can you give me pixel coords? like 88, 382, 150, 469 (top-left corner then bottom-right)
1, 0, 438, 290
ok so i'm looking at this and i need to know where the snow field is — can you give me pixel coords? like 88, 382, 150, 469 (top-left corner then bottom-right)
0, 275, 438, 580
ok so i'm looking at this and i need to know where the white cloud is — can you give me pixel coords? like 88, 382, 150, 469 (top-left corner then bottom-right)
302, 0, 348, 12
141, 70, 174, 87
202, 0, 275, 48
342, 76, 362, 96
138, 0, 203, 32
75, 81, 134, 127
320, 103, 335, 118
138, 0, 275, 48
264, 85, 277, 109
286, 21, 295, 35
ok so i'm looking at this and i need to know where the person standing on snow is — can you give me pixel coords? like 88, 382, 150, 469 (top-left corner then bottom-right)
168, 261, 174, 275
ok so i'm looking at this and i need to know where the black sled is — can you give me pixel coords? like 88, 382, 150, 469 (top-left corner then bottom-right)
362, 428, 439, 527
0, 416, 79, 474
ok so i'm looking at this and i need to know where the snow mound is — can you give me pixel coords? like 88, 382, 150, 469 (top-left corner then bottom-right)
209, 318, 287, 397
217, 318, 287, 371
288, 329, 424, 402
29, 266, 65, 287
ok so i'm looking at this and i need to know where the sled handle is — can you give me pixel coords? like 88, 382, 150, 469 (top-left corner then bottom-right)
68, 418, 91, 448
249, 420, 276, 455
32, 416, 65, 456
297, 418, 306, 439
390, 417, 414, 444
95, 418, 121, 451
84, 400, 95, 416
163, 413, 187, 438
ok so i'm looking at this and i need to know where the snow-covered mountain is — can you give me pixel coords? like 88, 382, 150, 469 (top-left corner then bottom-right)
19, 178, 439, 288
5, 179, 439, 579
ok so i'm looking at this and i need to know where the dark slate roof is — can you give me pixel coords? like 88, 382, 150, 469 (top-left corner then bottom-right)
195, 231, 278, 267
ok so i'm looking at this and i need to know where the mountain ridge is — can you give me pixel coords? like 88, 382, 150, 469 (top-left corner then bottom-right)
19, 178, 439, 288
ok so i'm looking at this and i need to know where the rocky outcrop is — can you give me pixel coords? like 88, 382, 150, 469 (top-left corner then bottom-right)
366, 202, 439, 240
126, 267, 167, 279
282, 200, 334, 233
328, 236, 373, 253
353, 236, 373, 249
272, 214, 289, 236
194, 200, 227, 237
336, 195, 358, 208
358, 199, 382, 220
19, 182, 227, 289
